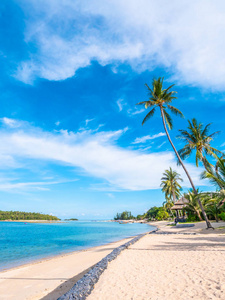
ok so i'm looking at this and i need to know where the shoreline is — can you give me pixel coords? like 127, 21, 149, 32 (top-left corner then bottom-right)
0, 223, 153, 273
0, 236, 135, 300
0, 225, 154, 300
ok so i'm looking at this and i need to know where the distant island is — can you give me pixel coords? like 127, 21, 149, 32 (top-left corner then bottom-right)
65, 218, 78, 221
0, 210, 60, 221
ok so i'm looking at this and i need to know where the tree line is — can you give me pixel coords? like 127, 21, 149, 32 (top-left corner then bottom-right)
0, 210, 60, 221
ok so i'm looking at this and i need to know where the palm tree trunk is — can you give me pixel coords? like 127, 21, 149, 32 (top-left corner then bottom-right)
160, 106, 213, 229
196, 210, 203, 221
172, 188, 176, 203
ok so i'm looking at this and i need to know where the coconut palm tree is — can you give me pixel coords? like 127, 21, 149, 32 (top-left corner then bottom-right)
205, 201, 221, 222
137, 77, 213, 228
163, 197, 174, 216
201, 157, 225, 190
160, 168, 183, 203
185, 190, 203, 221
177, 119, 222, 169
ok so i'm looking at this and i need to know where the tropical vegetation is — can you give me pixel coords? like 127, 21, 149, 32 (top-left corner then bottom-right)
136, 77, 222, 228
177, 118, 222, 169
0, 210, 60, 221
160, 168, 183, 203
114, 211, 134, 220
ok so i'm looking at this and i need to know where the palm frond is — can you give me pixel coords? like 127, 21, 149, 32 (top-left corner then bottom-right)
163, 109, 173, 129
142, 108, 156, 126
167, 105, 184, 118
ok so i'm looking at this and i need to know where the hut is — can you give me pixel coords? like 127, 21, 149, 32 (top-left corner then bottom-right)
171, 197, 189, 220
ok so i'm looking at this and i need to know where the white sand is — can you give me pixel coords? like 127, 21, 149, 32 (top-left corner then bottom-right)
1, 221, 225, 300
0, 237, 133, 300
88, 223, 225, 300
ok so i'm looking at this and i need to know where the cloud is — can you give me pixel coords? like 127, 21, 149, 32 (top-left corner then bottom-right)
116, 99, 126, 112
13, 0, 225, 89
132, 133, 166, 144
1, 117, 23, 128
129, 108, 145, 116
85, 118, 95, 126
55, 121, 60, 126
0, 178, 77, 192
0, 118, 206, 190
157, 141, 167, 149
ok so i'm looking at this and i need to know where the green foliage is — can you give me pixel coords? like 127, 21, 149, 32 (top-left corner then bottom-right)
114, 211, 134, 220
0, 210, 60, 221
136, 77, 183, 129
145, 206, 161, 220
186, 214, 200, 222
219, 212, 225, 221
65, 218, 78, 221
177, 119, 222, 168
201, 158, 225, 190
136, 214, 144, 220
161, 167, 183, 201
155, 210, 169, 221
184, 190, 203, 221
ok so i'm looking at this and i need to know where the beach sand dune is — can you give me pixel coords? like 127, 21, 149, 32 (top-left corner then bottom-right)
88, 232, 225, 300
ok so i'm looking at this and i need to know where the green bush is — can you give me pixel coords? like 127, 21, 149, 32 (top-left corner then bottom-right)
156, 210, 169, 221
219, 212, 225, 221
186, 215, 199, 222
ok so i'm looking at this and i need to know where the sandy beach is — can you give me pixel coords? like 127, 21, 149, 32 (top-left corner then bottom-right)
88, 221, 225, 300
0, 236, 135, 300
1, 221, 225, 300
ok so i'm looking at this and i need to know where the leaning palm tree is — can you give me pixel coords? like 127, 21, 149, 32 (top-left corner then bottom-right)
137, 77, 213, 228
160, 167, 183, 203
177, 119, 222, 169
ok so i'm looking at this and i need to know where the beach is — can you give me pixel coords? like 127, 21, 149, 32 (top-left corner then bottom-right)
1, 221, 225, 300
0, 236, 135, 300
88, 221, 225, 300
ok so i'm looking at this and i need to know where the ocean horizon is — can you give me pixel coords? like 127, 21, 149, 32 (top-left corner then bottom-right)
0, 221, 154, 271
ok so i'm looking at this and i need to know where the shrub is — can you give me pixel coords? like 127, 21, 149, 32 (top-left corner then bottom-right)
186, 215, 199, 222
219, 212, 225, 221
156, 210, 169, 221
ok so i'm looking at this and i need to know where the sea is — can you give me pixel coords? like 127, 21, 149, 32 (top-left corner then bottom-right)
0, 221, 155, 271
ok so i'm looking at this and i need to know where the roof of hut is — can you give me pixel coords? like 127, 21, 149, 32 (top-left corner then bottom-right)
171, 196, 189, 210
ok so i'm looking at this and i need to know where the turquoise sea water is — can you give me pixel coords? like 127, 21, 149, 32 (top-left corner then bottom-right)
0, 221, 154, 271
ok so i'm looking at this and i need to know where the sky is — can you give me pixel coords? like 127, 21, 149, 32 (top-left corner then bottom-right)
0, 0, 225, 219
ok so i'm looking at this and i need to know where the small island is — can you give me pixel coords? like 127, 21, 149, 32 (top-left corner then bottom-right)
64, 218, 78, 221
0, 210, 60, 221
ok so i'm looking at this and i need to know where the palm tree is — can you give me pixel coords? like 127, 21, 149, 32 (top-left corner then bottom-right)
160, 168, 183, 203
162, 197, 174, 217
201, 157, 225, 190
137, 77, 213, 228
205, 201, 221, 222
185, 190, 203, 221
177, 119, 222, 169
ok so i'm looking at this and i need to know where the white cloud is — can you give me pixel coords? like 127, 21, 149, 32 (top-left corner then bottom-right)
0, 118, 206, 190
116, 99, 126, 112
55, 121, 60, 126
129, 108, 145, 116
0, 179, 77, 192
2, 117, 22, 128
157, 141, 167, 149
85, 118, 95, 126
14, 0, 225, 89
132, 133, 166, 144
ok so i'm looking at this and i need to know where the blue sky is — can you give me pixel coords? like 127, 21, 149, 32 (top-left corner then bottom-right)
0, 0, 225, 219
